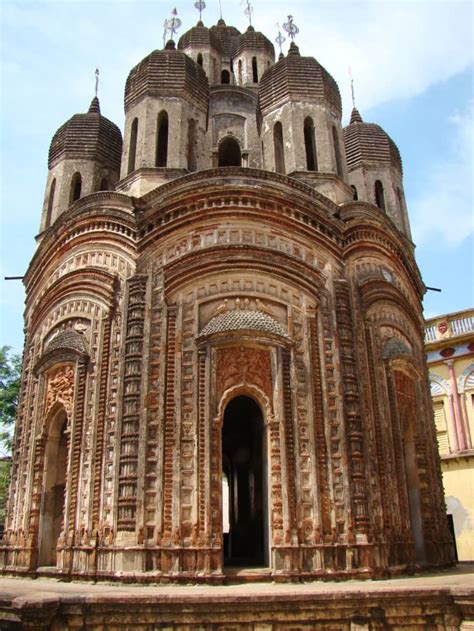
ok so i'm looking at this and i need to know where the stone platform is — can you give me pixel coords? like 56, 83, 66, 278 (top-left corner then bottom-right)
0, 564, 473, 630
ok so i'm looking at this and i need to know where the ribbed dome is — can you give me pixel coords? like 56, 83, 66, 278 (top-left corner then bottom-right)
48, 97, 122, 170
232, 25, 274, 58
124, 43, 209, 111
178, 21, 216, 50
343, 108, 403, 174
258, 42, 341, 116
209, 19, 241, 57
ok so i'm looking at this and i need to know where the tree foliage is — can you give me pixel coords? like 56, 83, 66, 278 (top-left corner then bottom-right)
0, 346, 22, 455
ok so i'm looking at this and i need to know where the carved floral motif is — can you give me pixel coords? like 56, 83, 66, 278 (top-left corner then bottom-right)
44, 365, 75, 417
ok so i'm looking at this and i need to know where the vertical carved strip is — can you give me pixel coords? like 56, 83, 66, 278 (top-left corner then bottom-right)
92, 316, 112, 526
309, 315, 331, 536
281, 349, 297, 531
67, 361, 87, 537
117, 275, 147, 531
334, 281, 369, 534
162, 306, 177, 539
197, 349, 207, 535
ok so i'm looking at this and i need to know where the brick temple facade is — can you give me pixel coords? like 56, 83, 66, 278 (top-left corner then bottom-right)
0, 15, 453, 582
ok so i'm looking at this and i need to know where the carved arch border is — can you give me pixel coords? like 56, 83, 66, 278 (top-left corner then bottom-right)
458, 362, 474, 393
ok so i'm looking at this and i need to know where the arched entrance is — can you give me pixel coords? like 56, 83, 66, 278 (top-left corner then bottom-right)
222, 395, 267, 567
218, 137, 241, 167
38, 408, 68, 566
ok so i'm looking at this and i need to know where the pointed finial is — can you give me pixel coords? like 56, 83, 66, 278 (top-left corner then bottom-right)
88, 97, 100, 114
243, 0, 253, 27
218, 0, 223, 20
163, 7, 182, 47
194, 0, 206, 22
283, 15, 299, 42
348, 67, 356, 108
94, 68, 99, 98
275, 22, 286, 56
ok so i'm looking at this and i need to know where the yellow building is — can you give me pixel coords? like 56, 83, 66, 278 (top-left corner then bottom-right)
426, 308, 474, 561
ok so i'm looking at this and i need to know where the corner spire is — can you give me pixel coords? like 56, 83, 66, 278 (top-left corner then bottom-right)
350, 108, 363, 124
88, 96, 100, 114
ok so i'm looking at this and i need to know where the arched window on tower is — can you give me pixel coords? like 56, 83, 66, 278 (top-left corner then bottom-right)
238, 60, 243, 85
273, 122, 285, 174
197, 53, 203, 67
351, 185, 358, 201
70, 172, 82, 203
218, 136, 241, 167
375, 180, 386, 210
187, 118, 197, 172
156, 110, 169, 167
332, 125, 343, 176
252, 56, 258, 83
128, 117, 138, 174
221, 69, 230, 84
99, 177, 109, 191
304, 117, 318, 171
45, 178, 56, 228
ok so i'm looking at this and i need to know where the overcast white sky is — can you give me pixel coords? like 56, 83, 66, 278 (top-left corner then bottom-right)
1, 0, 473, 354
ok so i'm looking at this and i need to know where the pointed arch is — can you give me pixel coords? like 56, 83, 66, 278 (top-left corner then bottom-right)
304, 116, 318, 171
332, 125, 343, 176
46, 178, 56, 228
375, 180, 386, 210
218, 136, 241, 167
252, 56, 258, 83
127, 117, 138, 174
187, 118, 197, 172
273, 122, 285, 174
69, 172, 82, 204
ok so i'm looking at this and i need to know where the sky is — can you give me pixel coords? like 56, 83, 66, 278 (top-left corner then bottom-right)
0, 0, 473, 356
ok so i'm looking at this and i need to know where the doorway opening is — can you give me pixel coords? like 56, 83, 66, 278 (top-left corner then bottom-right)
38, 408, 68, 566
222, 395, 267, 567
218, 137, 242, 167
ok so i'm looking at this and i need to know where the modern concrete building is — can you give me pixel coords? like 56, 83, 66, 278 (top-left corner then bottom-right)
0, 13, 453, 583
426, 309, 474, 561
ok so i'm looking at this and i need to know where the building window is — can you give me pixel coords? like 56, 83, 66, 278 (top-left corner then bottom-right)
332, 125, 343, 176
351, 185, 358, 200
375, 180, 386, 210
187, 118, 197, 172
70, 172, 82, 203
238, 60, 242, 85
218, 136, 241, 167
128, 117, 138, 174
221, 69, 230, 84
304, 117, 317, 171
156, 110, 169, 167
252, 56, 258, 83
45, 178, 56, 227
197, 53, 203, 67
273, 122, 285, 174
99, 177, 109, 191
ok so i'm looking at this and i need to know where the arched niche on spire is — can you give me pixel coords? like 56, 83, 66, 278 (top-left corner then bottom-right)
218, 136, 241, 167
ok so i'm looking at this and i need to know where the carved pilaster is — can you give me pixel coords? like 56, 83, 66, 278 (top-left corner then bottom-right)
334, 281, 369, 534
197, 349, 207, 537
281, 349, 297, 532
67, 361, 87, 538
117, 275, 147, 532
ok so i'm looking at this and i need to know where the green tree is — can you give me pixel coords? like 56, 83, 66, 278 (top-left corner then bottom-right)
0, 346, 21, 528
0, 345, 22, 454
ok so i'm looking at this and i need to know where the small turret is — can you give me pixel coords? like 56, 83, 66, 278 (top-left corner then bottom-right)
343, 108, 411, 238
232, 26, 275, 87
41, 97, 122, 232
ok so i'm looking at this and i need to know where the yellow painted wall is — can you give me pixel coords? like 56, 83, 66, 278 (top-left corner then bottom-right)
442, 455, 474, 561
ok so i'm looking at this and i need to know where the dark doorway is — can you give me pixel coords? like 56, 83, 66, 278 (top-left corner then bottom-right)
222, 395, 266, 567
218, 137, 241, 167
39, 409, 68, 566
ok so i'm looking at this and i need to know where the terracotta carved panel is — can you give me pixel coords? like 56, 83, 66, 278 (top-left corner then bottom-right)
216, 346, 272, 405
44, 365, 75, 418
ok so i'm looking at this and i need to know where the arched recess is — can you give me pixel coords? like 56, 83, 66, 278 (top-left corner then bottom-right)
128, 117, 138, 174
222, 394, 267, 566
38, 404, 69, 566
252, 56, 258, 83
187, 118, 197, 172
156, 110, 169, 167
70, 172, 82, 204
304, 117, 317, 171
273, 122, 285, 174
221, 69, 230, 84
46, 179, 56, 228
218, 136, 241, 167
392, 368, 426, 562
375, 180, 386, 210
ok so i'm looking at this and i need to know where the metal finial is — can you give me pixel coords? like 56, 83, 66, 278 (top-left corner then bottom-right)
194, 0, 206, 21
218, 0, 223, 20
275, 23, 286, 55
243, 0, 253, 27
283, 14, 299, 42
94, 68, 99, 97
163, 7, 182, 46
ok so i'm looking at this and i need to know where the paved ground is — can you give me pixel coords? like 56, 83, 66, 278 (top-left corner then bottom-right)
0, 563, 473, 600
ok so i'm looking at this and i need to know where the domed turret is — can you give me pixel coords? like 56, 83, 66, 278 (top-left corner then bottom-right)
232, 26, 275, 87
41, 97, 122, 231
209, 19, 241, 85
120, 41, 209, 195
178, 21, 220, 83
343, 108, 411, 237
258, 43, 348, 200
